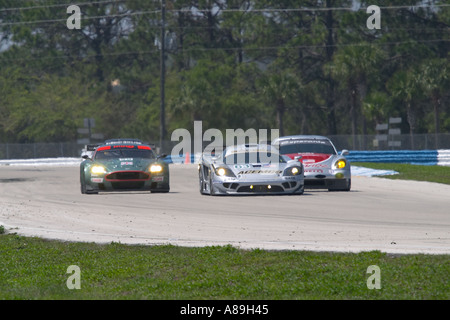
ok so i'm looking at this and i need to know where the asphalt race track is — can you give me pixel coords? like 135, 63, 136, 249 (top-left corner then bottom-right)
0, 164, 449, 254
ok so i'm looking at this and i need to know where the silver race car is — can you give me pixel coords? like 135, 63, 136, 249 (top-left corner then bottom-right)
198, 144, 304, 195
272, 135, 351, 191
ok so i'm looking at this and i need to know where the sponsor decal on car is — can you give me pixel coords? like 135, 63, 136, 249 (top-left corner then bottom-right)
234, 164, 251, 169
305, 169, 324, 173
152, 176, 164, 182
91, 178, 103, 183
280, 139, 329, 145
237, 170, 283, 175
304, 164, 329, 168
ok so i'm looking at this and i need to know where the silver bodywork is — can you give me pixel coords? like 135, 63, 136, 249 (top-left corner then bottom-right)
198, 144, 304, 195
272, 135, 351, 191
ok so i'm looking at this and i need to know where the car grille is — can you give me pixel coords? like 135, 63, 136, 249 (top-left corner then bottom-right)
282, 182, 298, 189
106, 171, 150, 181
222, 183, 239, 190
237, 185, 284, 193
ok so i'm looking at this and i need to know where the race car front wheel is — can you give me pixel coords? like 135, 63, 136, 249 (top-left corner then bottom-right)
328, 179, 351, 192
81, 175, 98, 194
199, 169, 205, 194
80, 173, 87, 194
151, 183, 170, 193
199, 166, 215, 195
209, 174, 219, 196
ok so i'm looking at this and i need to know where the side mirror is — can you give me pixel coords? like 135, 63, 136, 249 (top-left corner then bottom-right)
82, 155, 90, 160
294, 155, 302, 161
341, 150, 349, 156
158, 154, 167, 159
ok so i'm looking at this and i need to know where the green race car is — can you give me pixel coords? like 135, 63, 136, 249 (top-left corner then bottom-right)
80, 139, 169, 194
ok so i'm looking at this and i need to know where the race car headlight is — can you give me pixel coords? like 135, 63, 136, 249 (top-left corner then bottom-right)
150, 164, 163, 173
214, 167, 236, 177
91, 165, 106, 174
335, 159, 347, 169
283, 166, 302, 176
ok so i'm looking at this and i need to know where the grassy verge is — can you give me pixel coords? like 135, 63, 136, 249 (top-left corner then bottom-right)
0, 234, 448, 300
352, 162, 450, 185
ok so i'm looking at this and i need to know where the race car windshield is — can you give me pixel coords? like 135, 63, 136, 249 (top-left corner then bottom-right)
95, 149, 155, 160
224, 152, 285, 165
280, 142, 336, 155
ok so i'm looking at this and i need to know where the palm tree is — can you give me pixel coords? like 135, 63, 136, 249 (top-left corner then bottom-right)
387, 70, 423, 150
327, 43, 385, 149
418, 58, 449, 148
259, 72, 301, 137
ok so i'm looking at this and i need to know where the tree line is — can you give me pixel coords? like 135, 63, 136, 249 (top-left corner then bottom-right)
0, 0, 449, 148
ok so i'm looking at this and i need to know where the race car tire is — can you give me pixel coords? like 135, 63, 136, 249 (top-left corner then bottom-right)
151, 183, 170, 193
328, 179, 351, 192
199, 169, 205, 195
151, 188, 170, 193
80, 173, 88, 194
209, 174, 217, 196
295, 185, 304, 195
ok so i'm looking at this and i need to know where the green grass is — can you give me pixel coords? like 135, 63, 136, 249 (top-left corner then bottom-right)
0, 234, 448, 300
353, 162, 450, 185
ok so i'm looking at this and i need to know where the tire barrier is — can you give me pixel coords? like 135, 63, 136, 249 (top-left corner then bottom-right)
346, 150, 450, 166
165, 150, 450, 166
438, 150, 450, 166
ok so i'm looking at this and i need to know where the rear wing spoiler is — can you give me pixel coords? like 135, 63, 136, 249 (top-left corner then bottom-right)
81, 144, 100, 158
104, 139, 143, 145
85, 144, 100, 152
104, 139, 156, 150
81, 141, 157, 158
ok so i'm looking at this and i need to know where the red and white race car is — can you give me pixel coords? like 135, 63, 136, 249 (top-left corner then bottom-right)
272, 135, 351, 191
